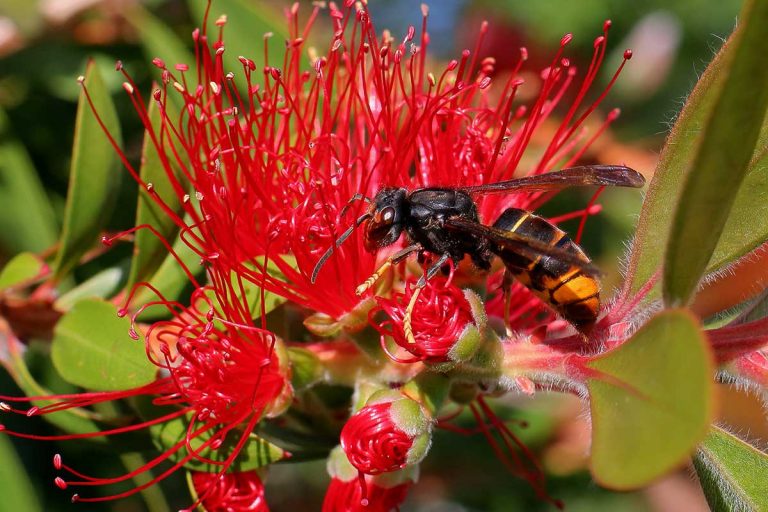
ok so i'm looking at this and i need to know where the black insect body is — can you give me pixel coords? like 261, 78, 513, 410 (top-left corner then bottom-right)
386, 188, 492, 271
312, 165, 645, 336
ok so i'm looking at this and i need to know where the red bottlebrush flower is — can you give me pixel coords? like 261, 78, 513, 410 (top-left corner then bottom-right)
323, 445, 416, 512
93, 3, 630, 330
190, 470, 269, 512
374, 274, 480, 363
0, 286, 289, 505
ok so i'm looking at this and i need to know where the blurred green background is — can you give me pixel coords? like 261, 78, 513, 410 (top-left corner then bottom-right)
0, 0, 742, 510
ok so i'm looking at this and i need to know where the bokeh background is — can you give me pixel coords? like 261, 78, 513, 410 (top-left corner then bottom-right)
0, 0, 757, 510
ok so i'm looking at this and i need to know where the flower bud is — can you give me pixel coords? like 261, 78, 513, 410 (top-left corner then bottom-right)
189, 470, 268, 511
340, 394, 431, 475
323, 446, 416, 512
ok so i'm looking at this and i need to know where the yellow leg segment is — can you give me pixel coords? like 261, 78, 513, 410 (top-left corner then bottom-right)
403, 286, 422, 344
355, 260, 393, 296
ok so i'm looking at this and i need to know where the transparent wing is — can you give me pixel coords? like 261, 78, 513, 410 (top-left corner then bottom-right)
460, 165, 644, 194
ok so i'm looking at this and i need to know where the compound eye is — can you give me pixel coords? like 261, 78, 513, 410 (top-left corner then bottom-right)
380, 207, 396, 224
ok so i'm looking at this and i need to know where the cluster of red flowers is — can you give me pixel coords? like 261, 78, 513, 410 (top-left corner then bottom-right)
0, 1, 669, 511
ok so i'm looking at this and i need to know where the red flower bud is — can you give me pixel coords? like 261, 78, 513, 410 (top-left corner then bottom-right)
340, 397, 431, 475
341, 402, 412, 474
323, 445, 416, 512
190, 470, 268, 512
323, 477, 411, 512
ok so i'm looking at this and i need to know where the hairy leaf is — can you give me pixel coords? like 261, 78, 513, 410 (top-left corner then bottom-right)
587, 309, 714, 489
664, 0, 768, 305
626, 2, 768, 300
694, 426, 768, 512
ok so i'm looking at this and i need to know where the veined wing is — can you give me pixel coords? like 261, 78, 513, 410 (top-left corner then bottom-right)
461, 165, 644, 194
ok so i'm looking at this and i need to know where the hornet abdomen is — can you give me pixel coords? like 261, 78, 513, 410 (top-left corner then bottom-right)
492, 208, 600, 327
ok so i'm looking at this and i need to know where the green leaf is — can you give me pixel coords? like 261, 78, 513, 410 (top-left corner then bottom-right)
739, 289, 768, 324
0, 108, 58, 254
237, 259, 294, 319
130, 233, 201, 321
664, 0, 768, 305
150, 413, 287, 472
707, 144, 768, 273
52, 61, 123, 280
693, 426, 768, 512
0, 253, 46, 291
1, 336, 104, 436
287, 347, 322, 390
126, 98, 184, 290
0, 436, 42, 512
199, 259, 294, 324
127, 5, 194, 80
54, 267, 125, 311
51, 298, 156, 391
625, 6, 768, 300
702, 287, 768, 329
586, 309, 714, 489
187, 0, 290, 78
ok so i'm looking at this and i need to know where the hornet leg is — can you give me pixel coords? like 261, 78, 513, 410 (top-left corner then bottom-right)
355, 244, 422, 296
502, 270, 514, 338
404, 253, 451, 344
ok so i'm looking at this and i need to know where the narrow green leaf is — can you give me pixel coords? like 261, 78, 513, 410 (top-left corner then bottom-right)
1, 337, 104, 436
187, 0, 290, 78
625, 6, 768, 299
198, 259, 293, 325
131, 233, 201, 321
126, 98, 183, 290
739, 289, 768, 324
587, 309, 714, 489
150, 414, 286, 472
51, 298, 156, 391
664, 0, 768, 305
0, 436, 42, 512
703, 298, 760, 330
54, 267, 125, 311
707, 145, 768, 273
0, 108, 58, 254
693, 426, 768, 512
53, 61, 122, 280
237, 258, 294, 319
0, 253, 46, 291
625, 50, 726, 297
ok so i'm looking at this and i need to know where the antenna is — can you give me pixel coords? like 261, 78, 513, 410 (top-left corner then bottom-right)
311, 213, 371, 283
